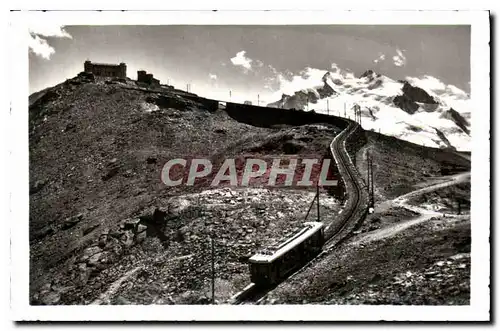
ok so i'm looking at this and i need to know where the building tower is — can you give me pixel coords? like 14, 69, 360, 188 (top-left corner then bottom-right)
84, 60, 92, 73
119, 63, 127, 79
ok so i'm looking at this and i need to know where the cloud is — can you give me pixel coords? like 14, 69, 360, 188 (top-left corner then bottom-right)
373, 53, 386, 64
28, 25, 72, 60
392, 49, 406, 67
230, 50, 253, 72
28, 34, 55, 60
29, 25, 72, 38
209, 73, 217, 80
270, 67, 328, 97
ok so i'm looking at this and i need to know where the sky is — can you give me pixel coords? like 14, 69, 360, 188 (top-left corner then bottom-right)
29, 25, 470, 104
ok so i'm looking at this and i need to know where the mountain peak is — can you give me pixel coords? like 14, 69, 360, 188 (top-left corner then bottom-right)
360, 69, 376, 78
266, 65, 470, 150
322, 71, 333, 82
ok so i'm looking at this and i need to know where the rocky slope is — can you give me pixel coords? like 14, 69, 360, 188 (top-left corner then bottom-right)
267, 66, 471, 151
262, 124, 471, 305
29, 73, 342, 304
29, 72, 470, 306
264, 215, 470, 305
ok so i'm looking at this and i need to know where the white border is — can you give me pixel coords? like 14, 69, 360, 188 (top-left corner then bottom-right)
8, 10, 490, 321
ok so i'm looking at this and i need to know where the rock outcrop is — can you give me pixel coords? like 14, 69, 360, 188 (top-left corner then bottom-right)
392, 82, 438, 114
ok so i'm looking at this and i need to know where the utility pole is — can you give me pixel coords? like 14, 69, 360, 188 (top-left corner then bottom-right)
327, 99, 329, 115
353, 104, 361, 124
229, 90, 232, 102
370, 156, 374, 208
366, 150, 375, 208
316, 184, 320, 221
258, 94, 260, 106
211, 235, 215, 304
367, 150, 371, 192
344, 102, 346, 117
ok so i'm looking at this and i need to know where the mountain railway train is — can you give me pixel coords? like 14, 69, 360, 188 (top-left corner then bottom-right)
248, 222, 325, 286
229, 121, 368, 304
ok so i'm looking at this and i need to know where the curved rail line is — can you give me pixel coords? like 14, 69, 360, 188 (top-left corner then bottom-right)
231, 119, 369, 304
324, 121, 370, 245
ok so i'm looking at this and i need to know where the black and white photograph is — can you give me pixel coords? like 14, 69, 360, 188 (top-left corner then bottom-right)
7, 9, 490, 322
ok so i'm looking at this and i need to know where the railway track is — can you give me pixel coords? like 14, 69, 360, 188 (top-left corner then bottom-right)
324, 121, 369, 246
230, 120, 369, 305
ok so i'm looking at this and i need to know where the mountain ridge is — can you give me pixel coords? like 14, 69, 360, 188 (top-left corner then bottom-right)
266, 66, 471, 151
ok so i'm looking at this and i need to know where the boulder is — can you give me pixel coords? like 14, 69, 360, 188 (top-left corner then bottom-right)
120, 231, 135, 247
87, 251, 116, 267
82, 223, 100, 236
64, 123, 76, 132
134, 231, 147, 244
121, 218, 141, 231
30, 179, 47, 195
78, 246, 102, 262
77, 71, 95, 82
167, 200, 190, 217
137, 223, 148, 233
33, 225, 54, 240
40, 291, 61, 305
98, 234, 108, 248
102, 166, 119, 181
62, 213, 84, 230
87, 252, 105, 266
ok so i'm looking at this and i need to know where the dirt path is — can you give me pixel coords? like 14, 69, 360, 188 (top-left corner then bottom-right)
353, 171, 470, 245
376, 171, 470, 214
394, 172, 470, 203
356, 214, 435, 244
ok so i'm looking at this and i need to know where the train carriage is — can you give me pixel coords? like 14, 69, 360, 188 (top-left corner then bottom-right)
248, 222, 325, 286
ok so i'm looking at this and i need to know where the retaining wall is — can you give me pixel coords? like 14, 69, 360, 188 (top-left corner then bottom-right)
344, 124, 368, 176
183, 96, 219, 112
224, 102, 348, 129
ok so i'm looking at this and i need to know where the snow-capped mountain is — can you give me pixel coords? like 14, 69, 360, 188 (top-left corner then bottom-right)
266, 65, 471, 151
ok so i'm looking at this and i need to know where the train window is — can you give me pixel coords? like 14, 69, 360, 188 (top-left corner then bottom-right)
252, 264, 269, 277
251, 264, 258, 275
260, 264, 269, 279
